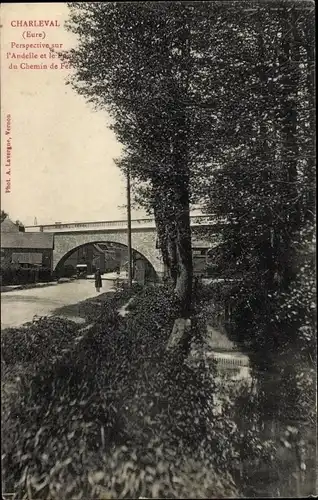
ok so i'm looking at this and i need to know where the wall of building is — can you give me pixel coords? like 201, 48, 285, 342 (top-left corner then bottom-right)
62, 244, 126, 275
1, 219, 54, 271
0, 247, 52, 269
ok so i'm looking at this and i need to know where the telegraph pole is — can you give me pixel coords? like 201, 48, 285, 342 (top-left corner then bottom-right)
127, 167, 133, 287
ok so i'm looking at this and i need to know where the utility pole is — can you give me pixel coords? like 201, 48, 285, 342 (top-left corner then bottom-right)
127, 167, 133, 287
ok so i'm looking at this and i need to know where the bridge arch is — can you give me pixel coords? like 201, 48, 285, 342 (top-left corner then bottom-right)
54, 240, 157, 279
52, 231, 163, 277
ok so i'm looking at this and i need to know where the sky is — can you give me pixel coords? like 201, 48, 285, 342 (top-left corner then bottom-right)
1, 2, 146, 226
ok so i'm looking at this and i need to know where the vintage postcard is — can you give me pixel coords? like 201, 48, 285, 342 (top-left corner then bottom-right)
1, 2, 316, 499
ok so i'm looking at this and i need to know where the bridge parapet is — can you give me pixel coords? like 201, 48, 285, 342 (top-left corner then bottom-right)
26, 218, 156, 233
25, 214, 225, 233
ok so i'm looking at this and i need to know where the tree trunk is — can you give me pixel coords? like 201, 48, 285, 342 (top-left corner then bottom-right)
153, 195, 179, 285
153, 201, 170, 271
167, 232, 178, 285
166, 11, 194, 356
166, 317, 192, 354
166, 172, 193, 357
174, 195, 193, 317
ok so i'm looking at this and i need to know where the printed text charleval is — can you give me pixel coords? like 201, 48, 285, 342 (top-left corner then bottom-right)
11, 20, 60, 28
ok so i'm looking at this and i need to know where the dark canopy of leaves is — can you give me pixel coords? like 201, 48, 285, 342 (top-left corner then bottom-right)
64, 1, 315, 402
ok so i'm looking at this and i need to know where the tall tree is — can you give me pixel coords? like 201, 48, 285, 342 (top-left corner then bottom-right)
1, 210, 8, 222
198, 3, 315, 420
64, 2, 250, 353
65, 3, 195, 319
65, 2, 252, 312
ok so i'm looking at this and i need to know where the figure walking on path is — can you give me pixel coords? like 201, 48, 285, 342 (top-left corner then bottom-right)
94, 268, 102, 293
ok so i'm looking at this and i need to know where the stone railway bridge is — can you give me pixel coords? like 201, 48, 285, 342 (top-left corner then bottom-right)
25, 215, 224, 278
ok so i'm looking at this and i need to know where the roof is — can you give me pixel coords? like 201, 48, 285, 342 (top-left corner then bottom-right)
1, 218, 19, 233
1, 232, 54, 249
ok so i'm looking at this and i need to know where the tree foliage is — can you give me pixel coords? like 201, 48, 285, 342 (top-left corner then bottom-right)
65, 2, 201, 316
64, 0, 315, 420
64, 2, 276, 316
196, 4, 315, 422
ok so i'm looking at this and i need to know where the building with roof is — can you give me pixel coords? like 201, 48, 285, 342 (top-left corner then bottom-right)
1, 217, 53, 269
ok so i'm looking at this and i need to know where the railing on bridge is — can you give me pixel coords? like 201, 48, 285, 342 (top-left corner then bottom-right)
25, 214, 226, 233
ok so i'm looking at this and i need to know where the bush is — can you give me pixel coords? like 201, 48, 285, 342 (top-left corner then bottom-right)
38, 267, 53, 282
2, 285, 241, 498
1, 317, 80, 366
0, 266, 53, 286
75, 282, 143, 323
125, 284, 178, 357
8, 444, 239, 499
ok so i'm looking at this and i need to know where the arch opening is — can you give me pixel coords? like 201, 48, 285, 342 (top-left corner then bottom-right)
54, 241, 158, 283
